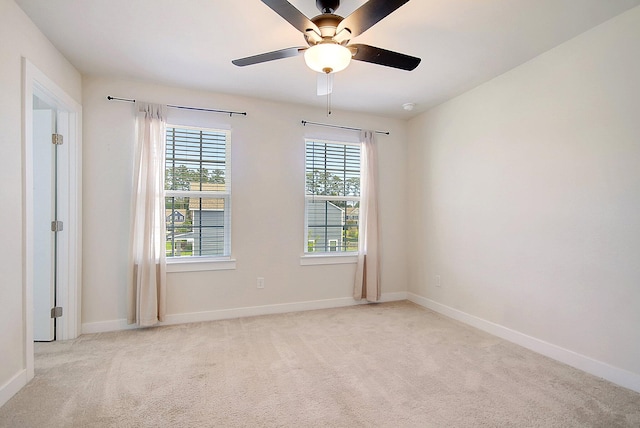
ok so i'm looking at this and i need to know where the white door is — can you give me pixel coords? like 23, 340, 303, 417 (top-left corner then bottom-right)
33, 97, 58, 342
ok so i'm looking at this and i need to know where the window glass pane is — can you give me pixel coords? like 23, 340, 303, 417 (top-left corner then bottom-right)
166, 197, 227, 257
165, 127, 227, 192
306, 199, 359, 253
306, 141, 360, 197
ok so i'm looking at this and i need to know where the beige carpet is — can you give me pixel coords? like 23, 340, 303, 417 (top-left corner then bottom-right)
1, 301, 639, 427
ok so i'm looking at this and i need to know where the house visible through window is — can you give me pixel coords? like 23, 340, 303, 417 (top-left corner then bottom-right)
305, 139, 360, 253
165, 126, 231, 258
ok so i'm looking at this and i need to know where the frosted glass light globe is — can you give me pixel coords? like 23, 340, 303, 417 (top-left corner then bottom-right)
304, 43, 352, 74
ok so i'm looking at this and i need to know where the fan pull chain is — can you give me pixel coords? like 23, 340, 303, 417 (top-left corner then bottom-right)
326, 71, 332, 116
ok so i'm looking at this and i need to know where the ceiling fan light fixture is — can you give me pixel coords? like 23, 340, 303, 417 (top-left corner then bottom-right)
304, 43, 352, 74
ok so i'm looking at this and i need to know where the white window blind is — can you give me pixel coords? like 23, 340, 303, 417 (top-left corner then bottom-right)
165, 126, 231, 258
305, 139, 360, 253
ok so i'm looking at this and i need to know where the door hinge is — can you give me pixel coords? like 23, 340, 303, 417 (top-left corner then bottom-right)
51, 220, 64, 232
52, 133, 63, 145
51, 307, 63, 318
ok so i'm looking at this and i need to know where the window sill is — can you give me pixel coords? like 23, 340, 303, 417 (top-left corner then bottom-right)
166, 257, 237, 273
300, 254, 358, 266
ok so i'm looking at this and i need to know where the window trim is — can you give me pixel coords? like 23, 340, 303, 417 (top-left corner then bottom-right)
304, 138, 361, 255
165, 124, 232, 262
300, 253, 358, 266
166, 256, 237, 272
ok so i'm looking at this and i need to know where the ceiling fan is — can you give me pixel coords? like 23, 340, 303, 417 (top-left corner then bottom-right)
232, 0, 421, 94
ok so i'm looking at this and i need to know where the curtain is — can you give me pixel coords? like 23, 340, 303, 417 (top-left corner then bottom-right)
128, 102, 167, 326
354, 130, 381, 302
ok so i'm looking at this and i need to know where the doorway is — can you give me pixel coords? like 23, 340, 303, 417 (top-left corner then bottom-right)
32, 96, 59, 341
23, 59, 82, 379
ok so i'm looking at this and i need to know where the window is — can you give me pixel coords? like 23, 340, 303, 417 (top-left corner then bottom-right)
305, 139, 360, 254
165, 126, 231, 258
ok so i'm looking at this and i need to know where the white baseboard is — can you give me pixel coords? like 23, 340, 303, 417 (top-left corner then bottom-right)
82, 292, 408, 335
164, 296, 364, 326
81, 319, 139, 334
379, 291, 408, 302
0, 370, 27, 408
407, 293, 640, 394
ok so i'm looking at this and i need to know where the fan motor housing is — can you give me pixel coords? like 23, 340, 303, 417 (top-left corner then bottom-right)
310, 14, 343, 39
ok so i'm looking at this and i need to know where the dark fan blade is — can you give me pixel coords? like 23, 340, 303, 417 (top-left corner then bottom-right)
232, 47, 305, 67
262, 0, 320, 34
350, 44, 421, 71
337, 0, 410, 38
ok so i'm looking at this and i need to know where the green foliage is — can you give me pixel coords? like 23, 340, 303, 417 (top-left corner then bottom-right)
306, 171, 359, 196
166, 165, 225, 191
344, 226, 359, 251
166, 240, 192, 257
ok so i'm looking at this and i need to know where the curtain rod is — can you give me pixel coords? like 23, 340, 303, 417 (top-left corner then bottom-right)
107, 96, 247, 117
301, 120, 390, 135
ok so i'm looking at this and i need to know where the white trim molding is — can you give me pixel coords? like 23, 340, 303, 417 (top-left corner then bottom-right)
408, 293, 640, 394
82, 292, 407, 334
300, 254, 358, 266
23, 58, 82, 385
166, 258, 237, 273
0, 370, 27, 408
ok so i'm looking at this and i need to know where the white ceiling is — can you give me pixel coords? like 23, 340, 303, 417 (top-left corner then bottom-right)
16, 0, 640, 118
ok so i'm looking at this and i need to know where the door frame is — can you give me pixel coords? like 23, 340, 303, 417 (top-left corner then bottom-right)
23, 58, 82, 380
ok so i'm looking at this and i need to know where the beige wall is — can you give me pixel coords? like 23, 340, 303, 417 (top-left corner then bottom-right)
0, 0, 81, 399
6, 0, 639, 404
408, 6, 640, 377
81, 76, 409, 326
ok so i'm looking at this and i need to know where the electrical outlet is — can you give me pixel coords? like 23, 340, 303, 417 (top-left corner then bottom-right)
435, 275, 441, 288
257, 277, 265, 289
